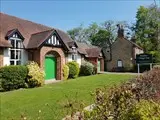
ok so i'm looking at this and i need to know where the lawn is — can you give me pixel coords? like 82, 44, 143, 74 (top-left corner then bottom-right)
0, 74, 134, 120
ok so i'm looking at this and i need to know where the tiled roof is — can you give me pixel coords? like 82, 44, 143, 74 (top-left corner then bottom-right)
0, 12, 102, 58
27, 29, 54, 49
76, 42, 102, 57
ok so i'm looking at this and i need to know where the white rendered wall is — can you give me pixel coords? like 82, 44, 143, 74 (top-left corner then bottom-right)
21, 49, 28, 65
134, 47, 144, 58
76, 54, 81, 66
67, 53, 82, 66
3, 48, 10, 66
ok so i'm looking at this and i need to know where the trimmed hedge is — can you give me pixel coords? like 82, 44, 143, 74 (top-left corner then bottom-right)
63, 64, 69, 80
80, 61, 94, 76
67, 61, 79, 78
26, 61, 45, 88
0, 65, 28, 91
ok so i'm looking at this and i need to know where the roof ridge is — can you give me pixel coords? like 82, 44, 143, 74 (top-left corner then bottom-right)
0, 12, 53, 29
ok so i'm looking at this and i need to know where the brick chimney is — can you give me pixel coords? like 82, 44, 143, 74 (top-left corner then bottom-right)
131, 36, 136, 43
117, 24, 124, 38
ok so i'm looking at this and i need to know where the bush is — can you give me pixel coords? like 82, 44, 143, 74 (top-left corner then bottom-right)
26, 61, 45, 88
84, 84, 138, 120
63, 64, 69, 80
133, 67, 160, 100
0, 65, 28, 91
80, 61, 94, 76
67, 61, 79, 78
126, 100, 160, 120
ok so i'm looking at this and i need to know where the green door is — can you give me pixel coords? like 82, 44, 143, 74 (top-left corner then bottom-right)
98, 60, 101, 73
45, 56, 56, 80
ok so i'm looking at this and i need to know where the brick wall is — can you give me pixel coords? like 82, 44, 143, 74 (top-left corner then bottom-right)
0, 48, 3, 67
40, 46, 65, 80
107, 38, 134, 71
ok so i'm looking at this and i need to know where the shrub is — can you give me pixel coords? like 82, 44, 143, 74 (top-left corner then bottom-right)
0, 65, 28, 91
63, 64, 69, 80
132, 67, 160, 100
26, 61, 45, 88
126, 100, 160, 120
80, 61, 94, 76
84, 84, 139, 120
67, 61, 79, 78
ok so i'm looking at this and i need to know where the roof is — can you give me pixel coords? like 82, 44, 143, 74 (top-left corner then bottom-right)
76, 42, 102, 57
27, 29, 54, 48
0, 12, 74, 49
113, 37, 143, 50
0, 12, 102, 58
85, 48, 101, 58
128, 40, 143, 50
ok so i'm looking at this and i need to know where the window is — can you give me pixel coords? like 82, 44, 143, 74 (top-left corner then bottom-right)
46, 35, 61, 46
9, 34, 22, 65
72, 54, 77, 61
117, 59, 123, 67
72, 46, 76, 53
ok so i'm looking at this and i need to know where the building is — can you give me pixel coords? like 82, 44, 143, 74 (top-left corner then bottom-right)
0, 13, 104, 81
106, 25, 143, 72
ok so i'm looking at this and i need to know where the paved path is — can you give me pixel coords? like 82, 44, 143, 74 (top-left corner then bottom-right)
99, 71, 141, 75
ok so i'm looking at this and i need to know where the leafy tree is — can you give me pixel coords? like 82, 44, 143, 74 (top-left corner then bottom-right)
90, 29, 111, 48
67, 24, 87, 43
133, 5, 160, 62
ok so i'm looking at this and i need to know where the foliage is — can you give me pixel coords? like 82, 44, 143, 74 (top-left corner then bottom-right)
133, 5, 160, 62
0, 65, 28, 91
80, 61, 94, 76
83, 68, 160, 119
67, 61, 80, 78
63, 64, 69, 80
126, 100, 160, 120
133, 67, 160, 100
84, 84, 138, 120
26, 61, 45, 88
90, 29, 111, 48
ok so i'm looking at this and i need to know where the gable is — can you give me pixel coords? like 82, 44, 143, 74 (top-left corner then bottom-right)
44, 33, 61, 47
5, 29, 24, 40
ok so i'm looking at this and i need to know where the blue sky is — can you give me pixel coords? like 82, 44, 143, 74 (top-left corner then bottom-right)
1, 0, 158, 31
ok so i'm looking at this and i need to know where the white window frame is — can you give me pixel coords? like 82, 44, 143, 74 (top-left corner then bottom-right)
9, 35, 22, 65
72, 54, 77, 61
46, 34, 60, 46
117, 59, 123, 67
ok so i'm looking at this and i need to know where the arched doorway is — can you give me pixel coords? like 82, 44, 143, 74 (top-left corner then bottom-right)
44, 51, 61, 80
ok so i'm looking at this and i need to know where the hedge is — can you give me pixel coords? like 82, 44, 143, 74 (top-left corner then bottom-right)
0, 65, 28, 91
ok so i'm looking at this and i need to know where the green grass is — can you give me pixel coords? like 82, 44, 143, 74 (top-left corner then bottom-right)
0, 74, 134, 120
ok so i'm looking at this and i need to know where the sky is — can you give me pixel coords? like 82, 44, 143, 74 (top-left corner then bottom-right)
0, 0, 159, 31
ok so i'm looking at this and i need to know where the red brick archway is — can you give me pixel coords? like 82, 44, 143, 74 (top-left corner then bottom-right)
40, 46, 65, 80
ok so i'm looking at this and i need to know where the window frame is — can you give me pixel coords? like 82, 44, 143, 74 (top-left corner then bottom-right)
9, 34, 23, 65
117, 59, 123, 67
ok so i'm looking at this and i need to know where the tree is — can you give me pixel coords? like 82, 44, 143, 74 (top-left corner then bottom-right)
67, 24, 87, 43
90, 29, 111, 48
133, 6, 160, 53
133, 5, 160, 62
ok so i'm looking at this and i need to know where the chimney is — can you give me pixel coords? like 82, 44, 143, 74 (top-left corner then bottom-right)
131, 36, 136, 43
117, 24, 124, 38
